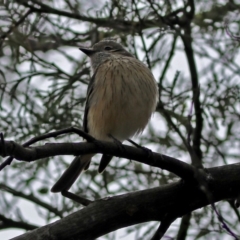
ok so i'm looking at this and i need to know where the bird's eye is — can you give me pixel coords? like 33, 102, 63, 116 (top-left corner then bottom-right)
104, 46, 112, 51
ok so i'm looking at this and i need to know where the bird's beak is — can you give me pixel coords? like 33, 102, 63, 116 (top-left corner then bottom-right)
79, 47, 95, 56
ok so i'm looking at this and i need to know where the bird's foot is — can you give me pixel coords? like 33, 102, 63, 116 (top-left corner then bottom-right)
127, 138, 153, 159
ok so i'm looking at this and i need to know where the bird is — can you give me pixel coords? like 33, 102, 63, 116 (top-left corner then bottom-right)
51, 40, 159, 193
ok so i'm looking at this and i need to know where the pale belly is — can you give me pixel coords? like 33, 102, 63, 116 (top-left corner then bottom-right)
86, 56, 158, 142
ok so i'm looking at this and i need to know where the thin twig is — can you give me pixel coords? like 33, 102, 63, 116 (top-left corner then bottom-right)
211, 203, 239, 240
187, 101, 194, 146
132, 0, 151, 69
0, 184, 63, 217
0, 127, 95, 170
224, 19, 240, 41
0, 9, 32, 47
0, 133, 5, 156
159, 37, 178, 87
181, 25, 203, 168
61, 190, 93, 206
0, 214, 38, 230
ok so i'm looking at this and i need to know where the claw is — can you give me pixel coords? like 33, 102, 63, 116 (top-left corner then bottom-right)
127, 138, 153, 159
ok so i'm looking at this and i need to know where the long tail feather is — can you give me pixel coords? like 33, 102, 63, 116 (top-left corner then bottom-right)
51, 154, 92, 192
98, 154, 113, 173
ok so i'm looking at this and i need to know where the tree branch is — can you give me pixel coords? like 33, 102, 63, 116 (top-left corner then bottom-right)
0, 184, 63, 218
10, 162, 240, 240
0, 214, 37, 231
0, 9, 32, 48
0, 127, 94, 170
15, 0, 185, 33
0, 138, 196, 182
176, 213, 191, 240
151, 216, 175, 240
181, 23, 203, 168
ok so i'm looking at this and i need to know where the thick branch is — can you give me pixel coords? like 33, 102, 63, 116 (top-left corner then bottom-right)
11, 162, 240, 240
0, 140, 196, 182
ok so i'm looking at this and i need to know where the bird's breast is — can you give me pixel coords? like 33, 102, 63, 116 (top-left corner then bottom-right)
87, 57, 158, 141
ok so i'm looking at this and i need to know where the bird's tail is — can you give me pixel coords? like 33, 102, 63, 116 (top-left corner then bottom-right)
98, 154, 113, 173
51, 154, 92, 193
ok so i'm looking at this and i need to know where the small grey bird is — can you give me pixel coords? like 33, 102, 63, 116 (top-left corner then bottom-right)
51, 40, 158, 193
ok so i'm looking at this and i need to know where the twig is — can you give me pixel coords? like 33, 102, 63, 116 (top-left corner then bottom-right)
0, 133, 6, 156
132, 0, 152, 69
0, 127, 95, 171
194, 169, 239, 239
224, 19, 240, 41
210, 203, 239, 240
187, 101, 194, 146
61, 190, 93, 206
0, 214, 38, 230
0, 9, 32, 48
159, 38, 178, 87
150, 216, 175, 240
0, 184, 63, 217
181, 26, 203, 168
16, 0, 183, 33
176, 213, 191, 240
23, 127, 95, 145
